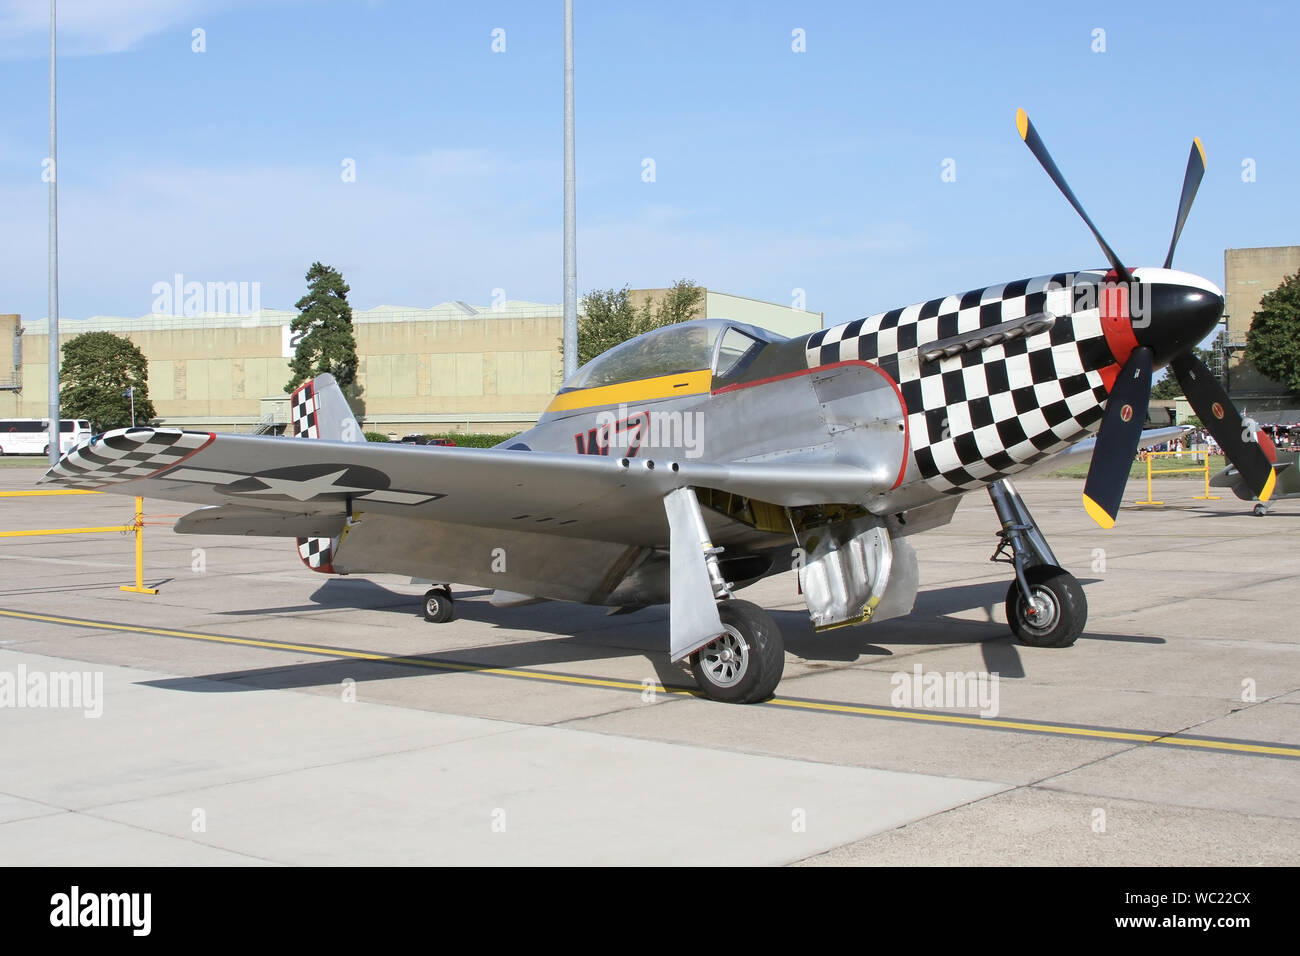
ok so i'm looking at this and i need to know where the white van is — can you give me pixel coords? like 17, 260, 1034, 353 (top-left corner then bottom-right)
0, 419, 93, 456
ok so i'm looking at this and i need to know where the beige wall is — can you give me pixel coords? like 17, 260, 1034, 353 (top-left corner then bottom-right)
354, 317, 562, 420
0, 289, 820, 433
0, 312, 566, 434
1225, 246, 1300, 407
0, 314, 19, 394
705, 291, 823, 337
628, 288, 824, 338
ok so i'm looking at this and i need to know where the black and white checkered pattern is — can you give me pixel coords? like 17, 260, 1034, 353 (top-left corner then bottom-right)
43, 428, 213, 489
290, 379, 336, 572
807, 273, 1116, 492
290, 380, 319, 439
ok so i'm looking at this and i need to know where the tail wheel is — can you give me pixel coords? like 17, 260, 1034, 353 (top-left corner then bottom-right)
1005, 565, 1087, 648
689, 600, 784, 704
1253, 503, 1269, 517
423, 587, 454, 623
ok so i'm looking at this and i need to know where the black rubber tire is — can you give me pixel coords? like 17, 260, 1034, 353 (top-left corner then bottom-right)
42, 445, 49, 458
1253, 504, 1268, 517
689, 599, 784, 704
423, 588, 454, 623
1005, 565, 1087, 648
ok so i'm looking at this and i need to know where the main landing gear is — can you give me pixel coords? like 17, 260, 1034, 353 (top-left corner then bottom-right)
988, 479, 1087, 648
689, 600, 785, 704
661, 486, 785, 704
423, 586, 455, 623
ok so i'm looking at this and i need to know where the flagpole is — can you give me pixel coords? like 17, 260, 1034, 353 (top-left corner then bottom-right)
562, 0, 577, 379
47, 0, 60, 464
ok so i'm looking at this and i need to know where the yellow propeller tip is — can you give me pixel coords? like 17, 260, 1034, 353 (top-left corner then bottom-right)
1260, 467, 1277, 503
1193, 136, 1206, 167
1016, 108, 1029, 140
1083, 494, 1116, 529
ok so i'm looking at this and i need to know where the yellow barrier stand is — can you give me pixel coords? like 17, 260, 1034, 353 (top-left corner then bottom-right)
0, 491, 157, 594
1134, 450, 1222, 507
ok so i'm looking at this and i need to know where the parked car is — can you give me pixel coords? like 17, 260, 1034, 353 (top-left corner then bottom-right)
0, 418, 93, 456
398, 434, 456, 447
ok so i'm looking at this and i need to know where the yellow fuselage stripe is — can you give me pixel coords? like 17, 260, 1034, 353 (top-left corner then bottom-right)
1, 607, 1296, 758
544, 369, 712, 413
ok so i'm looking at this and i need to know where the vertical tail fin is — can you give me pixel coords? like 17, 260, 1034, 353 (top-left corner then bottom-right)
290, 373, 363, 443
288, 374, 363, 573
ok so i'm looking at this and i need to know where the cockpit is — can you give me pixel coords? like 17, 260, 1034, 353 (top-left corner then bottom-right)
559, 319, 785, 393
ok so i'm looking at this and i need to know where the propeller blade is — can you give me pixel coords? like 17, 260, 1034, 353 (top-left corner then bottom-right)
1162, 138, 1207, 269
1170, 353, 1278, 501
1083, 347, 1154, 528
1016, 108, 1131, 282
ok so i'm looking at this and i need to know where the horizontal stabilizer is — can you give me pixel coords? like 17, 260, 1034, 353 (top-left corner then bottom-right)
174, 505, 346, 539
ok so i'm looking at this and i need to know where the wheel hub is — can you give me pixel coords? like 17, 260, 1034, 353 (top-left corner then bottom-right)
698, 626, 749, 688
1022, 587, 1060, 634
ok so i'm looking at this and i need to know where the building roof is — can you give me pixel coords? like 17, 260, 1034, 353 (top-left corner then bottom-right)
20, 300, 564, 334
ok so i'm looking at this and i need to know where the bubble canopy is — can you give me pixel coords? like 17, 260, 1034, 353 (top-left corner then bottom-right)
560, 319, 785, 392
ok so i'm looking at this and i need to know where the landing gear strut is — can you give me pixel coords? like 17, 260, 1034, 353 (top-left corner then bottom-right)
988, 479, 1087, 648
662, 486, 785, 704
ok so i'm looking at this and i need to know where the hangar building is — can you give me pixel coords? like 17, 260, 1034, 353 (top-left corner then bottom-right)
1224, 245, 1300, 413
0, 289, 822, 436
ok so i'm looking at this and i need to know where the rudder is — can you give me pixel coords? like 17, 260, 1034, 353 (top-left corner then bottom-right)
288, 374, 364, 573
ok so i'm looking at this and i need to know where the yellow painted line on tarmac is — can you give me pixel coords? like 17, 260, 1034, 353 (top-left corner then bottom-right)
0, 490, 99, 497
1, 606, 1297, 759
0, 526, 136, 538
0, 607, 694, 696
762, 698, 1300, 757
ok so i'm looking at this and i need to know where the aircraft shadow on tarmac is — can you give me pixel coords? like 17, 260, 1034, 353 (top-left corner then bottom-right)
140, 575, 1162, 696
1180, 507, 1296, 519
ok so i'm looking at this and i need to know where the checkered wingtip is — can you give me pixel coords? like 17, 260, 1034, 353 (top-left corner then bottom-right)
42, 428, 214, 489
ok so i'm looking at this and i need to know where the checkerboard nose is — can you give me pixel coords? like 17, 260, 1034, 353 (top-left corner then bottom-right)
1130, 269, 1224, 367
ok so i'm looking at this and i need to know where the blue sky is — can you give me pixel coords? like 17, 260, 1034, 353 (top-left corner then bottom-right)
0, 0, 1296, 329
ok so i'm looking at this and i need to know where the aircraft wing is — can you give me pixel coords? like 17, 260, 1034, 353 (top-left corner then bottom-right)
1018, 426, 1188, 477
41, 427, 896, 547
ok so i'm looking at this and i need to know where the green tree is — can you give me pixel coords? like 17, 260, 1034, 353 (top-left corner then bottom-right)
654, 278, 705, 325
573, 279, 703, 367
60, 332, 156, 431
286, 262, 359, 392
1245, 268, 1300, 395
1149, 331, 1225, 399
1150, 373, 1182, 400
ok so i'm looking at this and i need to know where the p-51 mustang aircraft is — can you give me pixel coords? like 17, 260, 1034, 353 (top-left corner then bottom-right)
1211, 450, 1294, 515
43, 111, 1277, 703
